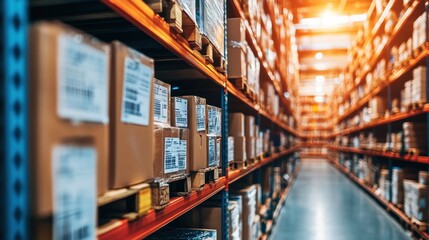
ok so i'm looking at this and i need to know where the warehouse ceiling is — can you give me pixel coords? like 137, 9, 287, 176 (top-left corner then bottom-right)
292, 0, 372, 97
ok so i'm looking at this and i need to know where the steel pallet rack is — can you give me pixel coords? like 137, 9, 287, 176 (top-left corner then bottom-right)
328, 0, 429, 238
1, 0, 301, 239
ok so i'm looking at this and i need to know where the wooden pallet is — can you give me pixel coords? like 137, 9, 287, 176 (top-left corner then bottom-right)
145, 0, 202, 50
232, 159, 249, 170
200, 35, 226, 72
411, 217, 427, 232
406, 147, 421, 156
98, 183, 152, 221
229, 77, 257, 102
149, 174, 191, 210
191, 166, 219, 190
413, 43, 427, 58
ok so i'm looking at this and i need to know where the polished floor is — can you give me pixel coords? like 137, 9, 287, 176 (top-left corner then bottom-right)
270, 159, 411, 240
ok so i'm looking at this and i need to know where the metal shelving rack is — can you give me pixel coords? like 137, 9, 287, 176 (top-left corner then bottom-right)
327, 0, 429, 238
1, 0, 301, 239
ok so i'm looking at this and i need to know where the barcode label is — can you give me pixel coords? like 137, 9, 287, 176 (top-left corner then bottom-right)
154, 83, 169, 124
57, 35, 108, 123
121, 57, 152, 126
164, 137, 180, 173
208, 108, 217, 135
208, 137, 216, 167
174, 98, 188, 128
196, 104, 206, 132
215, 138, 221, 166
178, 140, 187, 170
52, 145, 96, 240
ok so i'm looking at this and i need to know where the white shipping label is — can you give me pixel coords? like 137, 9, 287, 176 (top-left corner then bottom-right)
208, 137, 216, 167
196, 104, 206, 132
178, 140, 187, 171
121, 57, 152, 126
57, 35, 109, 123
164, 137, 180, 173
208, 108, 217, 135
52, 145, 97, 240
174, 98, 188, 128
154, 84, 169, 123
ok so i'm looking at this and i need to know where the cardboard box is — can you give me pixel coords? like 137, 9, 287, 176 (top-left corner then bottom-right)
181, 96, 208, 170
154, 79, 171, 126
30, 22, 110, 217
233, 136, 247, 161
231, 185, 257, 240
246, 137, 256, 160
207, 135, 220, 167
245, 115, 255, 137
229, 113, 245, 137
227, 18, 246, 45
171, 97, 188, 128
228, 137, 235, 162
199, 205, 234, 240
227, 47, 247, 79
229, 195, 243, 240
109, 41, 156, 189
154, 127, 189, 179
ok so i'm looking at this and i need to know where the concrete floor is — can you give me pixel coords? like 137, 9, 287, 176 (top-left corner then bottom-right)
270, 160, 411, 240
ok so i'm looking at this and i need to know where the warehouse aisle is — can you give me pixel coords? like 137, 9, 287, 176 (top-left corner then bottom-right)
270, 160, 411, 240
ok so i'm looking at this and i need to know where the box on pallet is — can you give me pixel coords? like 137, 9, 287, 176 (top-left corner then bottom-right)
231, 185, 257, 240
154, 127, 189, 179
234, 136, 247, 161
227, 18, 247, 79
246, 137, 256, 160
30, 22, 110, 219
110, 41, 156, 189
181, 96, 208, 171
404, 180, 429, 222
196, 0, 225, 56
229, 113, 245, 137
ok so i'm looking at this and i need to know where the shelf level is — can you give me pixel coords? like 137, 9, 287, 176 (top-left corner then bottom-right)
98, 177, 226, 240
229, 145, 301, 184
327, 145, 429, 164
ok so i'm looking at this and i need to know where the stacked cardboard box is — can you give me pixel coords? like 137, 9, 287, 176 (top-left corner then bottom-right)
413, 13, 426, 53
245, 115, 256, 160
229, 195, 243, 240
392, 168, 405, 205
403, 122, 427, 154
231, 185, 257, 240
369, 96, 386, 120
412, 66, 427, 104
379, 169, 390, 200
30, 22, 111, 239
404, 180, 428, 222
207, 105, 222, 167
227, 18, 247, 80
229, 113, 247, 162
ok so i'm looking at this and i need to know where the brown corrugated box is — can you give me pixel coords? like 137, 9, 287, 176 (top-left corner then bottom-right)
227, 47, 247, 79
154, 79, 171, 126
227, 18, 246, 45
229, 113, 245, 137
154, 126, 189, 179
110, 41, 155, 189
181, 96, 208, 170
233, 136, 247, 161
29, 22, 110, 217
245, 115, 255, 137
170, 97, 188, 128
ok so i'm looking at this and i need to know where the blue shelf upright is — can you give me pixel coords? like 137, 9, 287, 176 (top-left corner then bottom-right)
1, 0, 28, 240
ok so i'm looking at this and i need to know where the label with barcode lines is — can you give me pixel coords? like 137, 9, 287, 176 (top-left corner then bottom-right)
52, 145, 97, 240
154, 83, 169, 123
164, 137, 180, 173
196, 104, 206, 132
121, 57, 152, 126
208, 108, 217, 135
208, 137, 216, 167
58, 35, 109, 123
178, 140, 187, 170
174, 98, 188, 127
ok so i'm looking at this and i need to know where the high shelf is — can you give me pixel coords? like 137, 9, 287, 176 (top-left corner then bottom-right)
328, 0, 429, 238
1, 0, 301, 240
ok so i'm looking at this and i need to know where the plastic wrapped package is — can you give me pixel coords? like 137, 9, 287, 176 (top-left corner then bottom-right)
147, 228, 217, 240
196, 0, 225, 57
176, 0, 196, 23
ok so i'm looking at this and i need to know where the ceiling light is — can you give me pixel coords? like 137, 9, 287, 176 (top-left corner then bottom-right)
315, 76, 325, 82
316, 86, 323, 93
284, 92, 290, 98
315, 52, 323, 59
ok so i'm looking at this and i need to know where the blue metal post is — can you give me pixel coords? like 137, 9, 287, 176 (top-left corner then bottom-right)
1, 0, 28, 239
221, 0, 229, 238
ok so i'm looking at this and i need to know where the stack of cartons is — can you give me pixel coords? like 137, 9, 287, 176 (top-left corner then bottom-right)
231, 185, 257, 240
207, 105, 222, 168
403, 122, 427, 155
229, 195, 243, 240
229, 113, 247, 165
413, 13, 426, 55
412, 66, 427, 105
369, 96, 386, 120
379, 169, 390, 200
404, 180, 429, 222
30, 22, 111, 239
227, 18, 247, 80
245, 115, 256, 161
